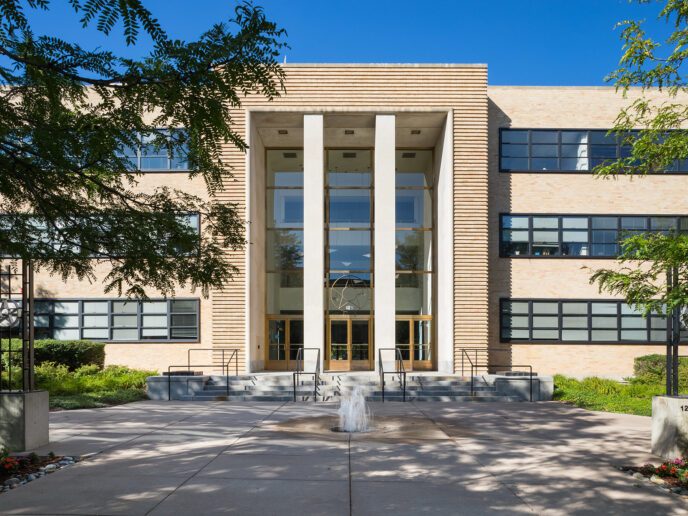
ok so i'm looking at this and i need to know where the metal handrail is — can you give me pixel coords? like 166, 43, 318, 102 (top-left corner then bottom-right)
224, 349, 239, 378
292, 347, 320, 402
188, 348, 237, 378
167, 364, 219, 400
461, 349, 534, 402
166, 348, 241, 400
378, 348, 407, 402
458, 346, 513, 376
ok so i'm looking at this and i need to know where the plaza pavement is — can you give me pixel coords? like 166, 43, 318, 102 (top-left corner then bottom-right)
1, 400, 686, 515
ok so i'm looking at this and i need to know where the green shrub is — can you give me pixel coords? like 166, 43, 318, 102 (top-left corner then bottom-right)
35, 340, 105, 370
2, 339, 105, 370
634, 354, 688, 388
554, 374, 664, 416
34, 362, 154, 396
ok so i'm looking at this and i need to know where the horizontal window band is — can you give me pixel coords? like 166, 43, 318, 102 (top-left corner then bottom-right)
500, 298, 672, 345
500, 213, 688, 258
499, 128, 688, 174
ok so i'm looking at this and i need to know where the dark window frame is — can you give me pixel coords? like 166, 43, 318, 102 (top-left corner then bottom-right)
499, 298, 670, 345
33, 298, 200, 343
117, 129, 190, 173
499, 213, 688, 258
499, 128, 688, 174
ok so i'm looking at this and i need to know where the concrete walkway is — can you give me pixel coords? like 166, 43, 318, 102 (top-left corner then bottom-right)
2, 401, 686, 515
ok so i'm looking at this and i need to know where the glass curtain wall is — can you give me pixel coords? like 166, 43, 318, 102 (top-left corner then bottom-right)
326, 150, 373, 370
395, 150, 434, 370
265, 150, 304, 369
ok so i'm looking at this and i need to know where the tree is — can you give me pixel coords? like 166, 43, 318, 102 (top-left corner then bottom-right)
591, 0, 688, 319
0, 0, 287, 297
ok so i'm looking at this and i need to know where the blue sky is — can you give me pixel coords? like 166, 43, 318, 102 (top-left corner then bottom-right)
25, 0, 671, 85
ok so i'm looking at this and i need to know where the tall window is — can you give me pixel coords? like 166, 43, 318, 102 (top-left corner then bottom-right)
500, 129, 688, 173
265, 150, 304, 364
395, 150, 433, 367
326, 150, 373, 315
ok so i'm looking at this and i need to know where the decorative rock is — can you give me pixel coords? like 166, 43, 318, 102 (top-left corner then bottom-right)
4, 478, 20, 487
671, 487, 683, 493
632, 472, 645, 480
43, 464, 57, 473
650, 475, 666, 485
26, 474, 36, 482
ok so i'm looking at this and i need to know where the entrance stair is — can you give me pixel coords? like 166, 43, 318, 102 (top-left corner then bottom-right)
178, 372, 524, 402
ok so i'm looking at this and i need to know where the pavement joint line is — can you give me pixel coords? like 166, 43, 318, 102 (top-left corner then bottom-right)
348, 433, 352, 516
411, 403, 537, 514
143, 401, 288, 516
44, 405, 209, 463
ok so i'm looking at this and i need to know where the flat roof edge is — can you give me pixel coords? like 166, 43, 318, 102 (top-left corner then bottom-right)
488, 85, 623, 90
281, 63, 487, 68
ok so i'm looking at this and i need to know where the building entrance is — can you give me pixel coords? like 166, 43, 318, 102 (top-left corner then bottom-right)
326, 316, 372, 371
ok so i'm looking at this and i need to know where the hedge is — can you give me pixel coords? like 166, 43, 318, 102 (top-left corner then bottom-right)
1, 339, 105, 370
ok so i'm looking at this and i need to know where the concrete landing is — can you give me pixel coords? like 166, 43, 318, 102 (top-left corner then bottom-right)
0, 401, 685, 515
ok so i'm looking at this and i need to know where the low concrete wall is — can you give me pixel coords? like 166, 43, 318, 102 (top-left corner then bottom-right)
0, 391, 49, 451
651, 395, 688, 459
147, 376, 209, 401
483, 375, 553, 401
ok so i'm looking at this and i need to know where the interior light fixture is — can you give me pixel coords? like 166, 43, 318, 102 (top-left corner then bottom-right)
343, 152, 357, 158
283, 152, 297, 158
402, 152, 416, 159
344, 129, 355, 135
278, 129, 288, 135
411, 129, 421, 135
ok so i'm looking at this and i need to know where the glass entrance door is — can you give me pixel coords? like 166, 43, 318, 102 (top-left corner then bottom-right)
326, 316, 372, 371
395, 317, 433, 370
265, 317, 304, 370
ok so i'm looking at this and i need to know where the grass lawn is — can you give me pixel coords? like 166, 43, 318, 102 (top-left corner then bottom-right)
553, 374, 664, 416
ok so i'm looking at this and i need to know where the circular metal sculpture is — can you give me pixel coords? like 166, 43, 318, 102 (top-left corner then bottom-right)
329, 274, 370, 312
0, 299, 20, 328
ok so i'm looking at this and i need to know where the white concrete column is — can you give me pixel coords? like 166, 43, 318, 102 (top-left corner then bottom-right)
374, 114, 396, 369
436, 111, 454, 373
303, 114, 325, 369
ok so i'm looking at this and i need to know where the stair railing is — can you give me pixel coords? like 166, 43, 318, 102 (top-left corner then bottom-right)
166, 348, 241, 400
461, 349, 534, 402
292, 347, 320, 402
167, 364, 221, 400
378, 348, 407, 402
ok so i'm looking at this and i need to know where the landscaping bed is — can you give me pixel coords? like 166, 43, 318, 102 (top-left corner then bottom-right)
1, 449, 81, 494
553, 354, 688, 416
620, 458, 688, 497
2, 339, 155, 410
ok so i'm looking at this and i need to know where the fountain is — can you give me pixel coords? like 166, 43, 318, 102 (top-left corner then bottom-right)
335, 386, 371, 432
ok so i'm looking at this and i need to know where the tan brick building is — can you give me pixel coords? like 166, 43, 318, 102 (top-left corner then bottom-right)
24, 65, 685, 379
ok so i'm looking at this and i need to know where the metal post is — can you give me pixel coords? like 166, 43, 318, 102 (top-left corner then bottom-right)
667, 268, 674, 396
673, 266, 681, 396
20, 260, 34, 392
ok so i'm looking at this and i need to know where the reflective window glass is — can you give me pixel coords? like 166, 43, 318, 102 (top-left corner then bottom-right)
267, 230, 304, 270
267, 150, 303, 187
328, 231, 371, 271
500, 298, 655, 344
395, 231, 432, 271
328, 190, 371, 227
